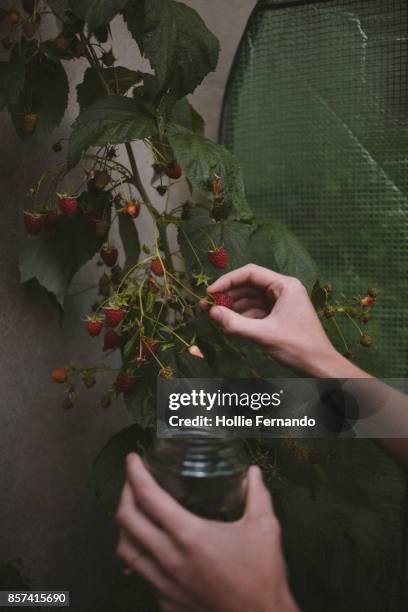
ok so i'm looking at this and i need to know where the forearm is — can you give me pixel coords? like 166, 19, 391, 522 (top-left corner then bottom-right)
298, 348, 408, 468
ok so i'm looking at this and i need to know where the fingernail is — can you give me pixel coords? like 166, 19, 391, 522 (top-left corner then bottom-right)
126, 452, 137, 466
210, 306, 222, 321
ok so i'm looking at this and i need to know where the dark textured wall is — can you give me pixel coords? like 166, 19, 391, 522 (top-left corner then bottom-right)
0, 2, 257, 611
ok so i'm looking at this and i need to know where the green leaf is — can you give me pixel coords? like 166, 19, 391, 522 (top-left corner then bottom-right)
179, 205, 253, 283
121, 1, 144, 53
10, 55, 68, 139
169, 350, 214, 378
123, 0, 220, 99
68, 95, 156, 167
179, 208, 316, 290
70, 0, 129, 32
47, 0, 69, 19
77, 66, 143, 110
88, 425, 154, 515
0, 52, 25, 111
170, 98, 205, 134
168, 125, 253, 220
118, 213, 140, 269
19, 201, 109, 308
251, 219, 318, 291
124, 366, 157, 426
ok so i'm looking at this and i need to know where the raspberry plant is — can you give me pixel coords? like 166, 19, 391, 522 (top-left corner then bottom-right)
0, 2, 387, 610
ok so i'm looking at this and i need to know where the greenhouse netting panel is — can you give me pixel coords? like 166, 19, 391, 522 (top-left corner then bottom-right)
220, 1, 407, 611
221, 0, 408, 379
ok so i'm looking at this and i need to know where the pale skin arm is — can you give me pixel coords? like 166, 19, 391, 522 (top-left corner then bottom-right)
116, 455, 299, 612
200, 264, 408, 468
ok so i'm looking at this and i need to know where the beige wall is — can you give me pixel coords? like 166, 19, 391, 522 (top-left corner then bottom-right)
0, 2, 256, 609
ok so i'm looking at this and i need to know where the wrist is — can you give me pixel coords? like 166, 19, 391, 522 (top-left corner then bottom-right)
299, 347, 369, 379
260, 586, 299, 612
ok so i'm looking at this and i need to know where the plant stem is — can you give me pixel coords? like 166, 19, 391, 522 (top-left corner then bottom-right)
179, 225, 204, 269
165, 270, 209, 302
125, 142, 175, 273
143, 314, 190, 347
82, 34, 175, 276
80, 33, 110, 95
331, 319, 350, 353
344, 311, 363, 336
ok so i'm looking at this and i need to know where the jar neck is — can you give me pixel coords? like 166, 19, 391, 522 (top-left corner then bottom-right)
146, 436, 247, 478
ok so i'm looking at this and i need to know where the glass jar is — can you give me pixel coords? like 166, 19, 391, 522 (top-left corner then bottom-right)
144, 434, 248, 521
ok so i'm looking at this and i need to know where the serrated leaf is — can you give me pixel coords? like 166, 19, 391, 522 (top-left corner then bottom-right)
122, 1, 144, 52
10, 55, 68, 139
125, 367, 157, 426
180, 208, 316, 290
170, 98, 204, 134
68, 95, 156, 167
77, 66, 143, 110
19, 204, 108, 308
251, 219, 318, 291
47, 0, 69, 19
168, 125, 253, 220
124, 0, 219, 99
88, 425, 154, 515
0, 52, 25, 111
170, 351, 214, 378
70, 0, 129, 33
118, 213, 140, 269
179, 205, 253, 283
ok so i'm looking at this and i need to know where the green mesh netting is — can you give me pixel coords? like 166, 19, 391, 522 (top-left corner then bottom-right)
220, 1, 407, 610
221, 0, 408, 379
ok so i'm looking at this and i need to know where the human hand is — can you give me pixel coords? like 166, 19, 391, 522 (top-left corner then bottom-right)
200, 264, 355, 378
116, 454, 299, 612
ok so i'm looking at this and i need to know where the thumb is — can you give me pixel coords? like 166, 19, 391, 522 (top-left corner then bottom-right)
210, 306, 258, 338
244, 465, 274, 519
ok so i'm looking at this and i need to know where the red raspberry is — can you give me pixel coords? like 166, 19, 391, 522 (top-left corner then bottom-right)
361, 296, 375, 307
50, 367, 68, 383
151, 258, 165, 276
124, 200, 140, 218
213, 292, 234, 310
103, 329, 122, 351
208, 246, 228, 269
165, 161, 182, 180
86, 317, 103, 337
114, 373, 136, 394
58, 195, 78, 216
23, 211, 44, 235
104, 307, 125, 328
100, 245, 118, 267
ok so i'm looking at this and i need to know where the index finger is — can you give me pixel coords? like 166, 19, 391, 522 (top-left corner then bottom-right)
207, 264, 286, 295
